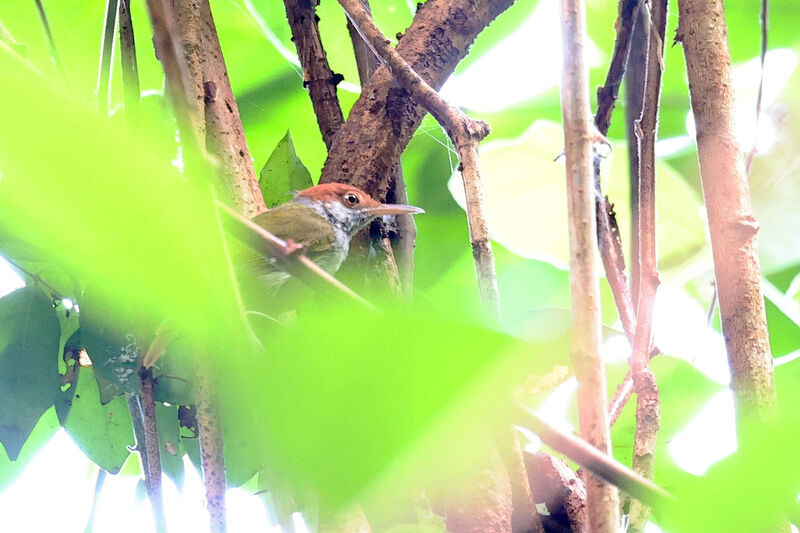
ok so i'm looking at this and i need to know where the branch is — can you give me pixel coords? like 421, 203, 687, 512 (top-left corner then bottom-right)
33, 0, 70, 87
627, 1, 667, 530
338, 0, 500, 318
283, 0, 344, 150
217, 201, 376, 310
96, 0, 119, 114
745, 0, 769, 173
139, 368, 168, 533
320, 0, 517, 200
201, 0, 266, 218
593, 0, 638, 136
193, 363, 227, 533
525, 452, 586, 532
560, 0, 619, 528
118, 0, 140, 112
512, 404, 674, 510
676, 0, 778, 424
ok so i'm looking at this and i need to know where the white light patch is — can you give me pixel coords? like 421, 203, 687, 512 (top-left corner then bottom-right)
0, 255, 25, 298
668, 390, 737, 476
652, 283, 730, 385
441, 0, 604, 112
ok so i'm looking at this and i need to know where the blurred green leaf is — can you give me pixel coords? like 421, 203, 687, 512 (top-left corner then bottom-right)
259, 131, 314, 207
62, 366, 133, 473
448, 120, 706, 274
0, 285, 60, 459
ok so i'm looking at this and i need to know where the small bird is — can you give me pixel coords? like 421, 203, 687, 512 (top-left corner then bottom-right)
237, 182, 424, 293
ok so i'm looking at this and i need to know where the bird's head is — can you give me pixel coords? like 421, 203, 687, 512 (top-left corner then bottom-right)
294, 183, 424, 238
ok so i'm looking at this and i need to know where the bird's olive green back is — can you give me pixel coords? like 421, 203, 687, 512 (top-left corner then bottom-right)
251, 203, 336, 253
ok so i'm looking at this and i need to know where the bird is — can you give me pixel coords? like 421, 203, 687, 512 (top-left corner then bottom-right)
236, 182, 424, 294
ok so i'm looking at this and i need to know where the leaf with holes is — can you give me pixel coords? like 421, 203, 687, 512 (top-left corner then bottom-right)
0, 286, 60, 460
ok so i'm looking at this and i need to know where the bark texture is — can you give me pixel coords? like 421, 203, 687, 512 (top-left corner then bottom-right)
560, 0, 619, 529
525, 452, 586, 533
319, 0, 517, 200
201, 0, 265, 218
676, 0, 777, 424
283, 0, 344, 150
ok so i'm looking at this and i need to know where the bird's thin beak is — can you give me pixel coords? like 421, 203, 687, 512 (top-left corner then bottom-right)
366, 204, 425, 216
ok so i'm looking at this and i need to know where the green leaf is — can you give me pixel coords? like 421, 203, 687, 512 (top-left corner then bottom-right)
156, 403, 185, 490
62, 366, 134, 473
0, 286, 60, 459
259, 131, 314, 208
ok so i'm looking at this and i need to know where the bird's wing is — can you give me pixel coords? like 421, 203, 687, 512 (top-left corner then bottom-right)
251, 203, 337, 252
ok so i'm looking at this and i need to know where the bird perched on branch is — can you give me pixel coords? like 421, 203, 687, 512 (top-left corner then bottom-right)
237, 182, 424, 293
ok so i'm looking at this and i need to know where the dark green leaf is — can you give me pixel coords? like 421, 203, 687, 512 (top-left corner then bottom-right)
62, 366, 134, 473
0, 286, 60, 459
259, 131, 314, 208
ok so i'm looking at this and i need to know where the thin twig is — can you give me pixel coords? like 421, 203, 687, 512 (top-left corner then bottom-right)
627, 2, 667, 530
338, 0, 500, 318
4, 255, 66, 300
512, 404, 674, 509
560, 0, 619, 528
745, 0, 769, 173
117, 0, 140, 112
97, 0, 119, 114
217, 201, 376, 310
593, 0, 639, 135
283, 0, 344, 149
139, 368, 168, 533
33, 0, 70, 87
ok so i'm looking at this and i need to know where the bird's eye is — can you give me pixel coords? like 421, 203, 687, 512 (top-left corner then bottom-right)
343, 193, 360, 206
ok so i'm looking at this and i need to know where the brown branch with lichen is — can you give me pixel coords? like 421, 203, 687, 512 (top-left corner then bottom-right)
338, 0, 500, 317
320, 0, 518, 201
560, 0, 619, 528
283, 0, 344, 150
676, 0, 778, 425
139, 368, 168, 533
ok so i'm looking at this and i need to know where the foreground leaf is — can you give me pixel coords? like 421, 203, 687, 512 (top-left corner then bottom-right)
0, 286, 60, 459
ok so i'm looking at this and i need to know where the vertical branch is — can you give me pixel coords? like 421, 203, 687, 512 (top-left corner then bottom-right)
139, 368, 169, 533
745, 0, 769, 172
194, 363, 227, 533
624, 7, 647, 301
97, 0, 119, 114
560, 0, 619, 530
172, 1, 207, 140
676, 0, 778, 425
201, 0, 266, 218
118, 0, 140, 112
283, 0, 344, 150
346, 2, 418, 296
627, 1, 666, 530
33, 0, 70, 86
